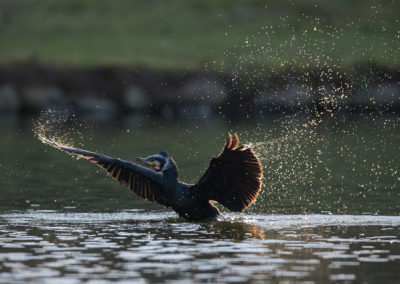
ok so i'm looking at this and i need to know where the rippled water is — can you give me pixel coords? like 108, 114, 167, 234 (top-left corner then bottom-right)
1, 210, 399, 283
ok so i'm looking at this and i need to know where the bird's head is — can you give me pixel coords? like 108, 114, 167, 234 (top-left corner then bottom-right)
136, 151, 172, 172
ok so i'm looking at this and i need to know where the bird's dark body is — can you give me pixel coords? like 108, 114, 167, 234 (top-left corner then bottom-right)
156, 166, 222, 220
42, 133, 262, 221
174, 187, 223, 220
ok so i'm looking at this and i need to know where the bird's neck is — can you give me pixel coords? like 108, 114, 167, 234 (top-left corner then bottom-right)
162, 160, 178, 188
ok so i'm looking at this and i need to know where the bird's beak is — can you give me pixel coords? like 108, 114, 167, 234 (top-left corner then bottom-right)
137, 157, 150, 165
137, 157, 156, 168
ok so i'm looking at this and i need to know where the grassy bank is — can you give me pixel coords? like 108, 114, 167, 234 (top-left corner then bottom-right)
0, 0, 399, 70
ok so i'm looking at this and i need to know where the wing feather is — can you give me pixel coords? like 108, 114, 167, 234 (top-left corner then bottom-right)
42, 138, 169, 206
192, 133, 263, 212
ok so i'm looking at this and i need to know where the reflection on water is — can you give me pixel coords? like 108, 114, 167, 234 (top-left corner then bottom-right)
0, 211, 399, 283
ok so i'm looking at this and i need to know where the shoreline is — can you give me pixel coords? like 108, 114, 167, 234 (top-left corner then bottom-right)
0, 62, 399, 125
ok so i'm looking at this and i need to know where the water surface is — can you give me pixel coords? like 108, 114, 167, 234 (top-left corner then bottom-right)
0, 211, 400, 283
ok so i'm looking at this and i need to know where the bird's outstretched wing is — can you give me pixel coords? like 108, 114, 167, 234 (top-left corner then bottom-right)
192, 133, 263, 211
42, 138, 169, 206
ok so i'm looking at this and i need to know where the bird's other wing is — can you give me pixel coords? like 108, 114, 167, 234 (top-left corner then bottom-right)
42, 137, 169, 206
192, 133, 263, 212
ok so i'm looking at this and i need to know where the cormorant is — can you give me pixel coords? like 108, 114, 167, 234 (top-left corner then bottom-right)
42, 133, 263, 220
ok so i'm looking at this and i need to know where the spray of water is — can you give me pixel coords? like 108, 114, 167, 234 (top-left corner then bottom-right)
33, 109, 84, 156
216, 4, 400, 214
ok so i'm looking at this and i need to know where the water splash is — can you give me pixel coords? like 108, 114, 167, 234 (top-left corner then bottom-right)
242, 112, 400, 215
214, 2, 400, 214
33, 109, 84, 154
242, 116, 324, 212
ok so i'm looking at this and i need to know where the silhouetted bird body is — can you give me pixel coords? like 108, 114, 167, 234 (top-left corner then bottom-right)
43, 133, 263, 221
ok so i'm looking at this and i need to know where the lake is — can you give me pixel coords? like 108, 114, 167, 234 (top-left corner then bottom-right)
0, 114, 399, 283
